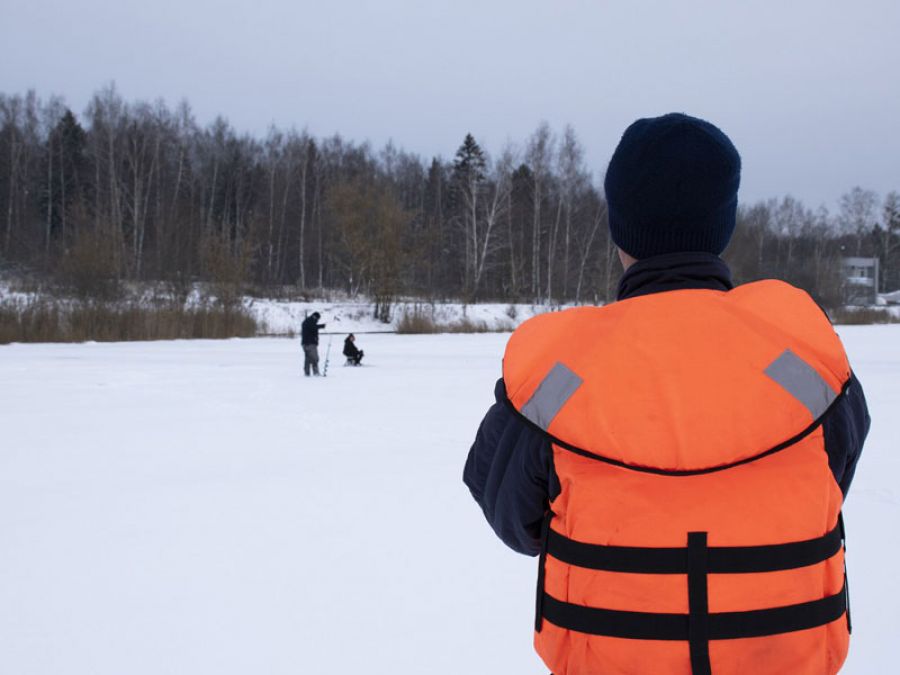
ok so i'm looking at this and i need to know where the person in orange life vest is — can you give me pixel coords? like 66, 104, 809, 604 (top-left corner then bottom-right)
463, 113, 870, 675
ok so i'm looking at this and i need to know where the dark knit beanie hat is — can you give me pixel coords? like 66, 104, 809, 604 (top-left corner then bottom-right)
604, 113, 741, 259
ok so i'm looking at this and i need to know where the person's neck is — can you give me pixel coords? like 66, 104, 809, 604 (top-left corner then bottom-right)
616, 252, 733, 301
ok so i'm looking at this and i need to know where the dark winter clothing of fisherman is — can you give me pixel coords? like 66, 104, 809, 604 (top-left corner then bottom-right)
463, 113, 870, 675
301, 312, 326, 376
343, 334, 364, 365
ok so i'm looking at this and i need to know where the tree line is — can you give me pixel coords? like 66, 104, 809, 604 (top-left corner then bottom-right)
1, 86, 898, 311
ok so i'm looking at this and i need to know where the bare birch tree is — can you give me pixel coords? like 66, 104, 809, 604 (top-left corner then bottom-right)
526, 123, 554, 302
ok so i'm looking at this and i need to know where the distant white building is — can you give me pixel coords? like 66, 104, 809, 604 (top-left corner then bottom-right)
842, 257, 879, 306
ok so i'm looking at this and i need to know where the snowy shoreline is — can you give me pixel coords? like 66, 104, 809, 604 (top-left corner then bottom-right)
247, 297, 557, 335
3, 280, 899, 345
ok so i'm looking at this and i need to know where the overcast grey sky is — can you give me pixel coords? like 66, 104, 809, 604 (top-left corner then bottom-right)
2, 0, 898, 208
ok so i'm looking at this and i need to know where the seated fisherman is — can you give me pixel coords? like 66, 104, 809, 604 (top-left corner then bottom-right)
343, 333, 364, 365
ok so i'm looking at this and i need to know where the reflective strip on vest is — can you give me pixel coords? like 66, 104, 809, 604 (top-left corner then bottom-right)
521, 362, 583, 430
765, 349, 837, 419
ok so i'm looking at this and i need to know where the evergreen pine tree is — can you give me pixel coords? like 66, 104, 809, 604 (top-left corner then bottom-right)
452, 133, 486, 185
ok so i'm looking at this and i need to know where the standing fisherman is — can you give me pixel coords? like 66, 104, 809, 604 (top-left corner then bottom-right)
463, 113, 870, 674
301, 311, 326, 376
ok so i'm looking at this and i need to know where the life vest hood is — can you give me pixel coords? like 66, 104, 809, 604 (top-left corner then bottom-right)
503, 280, 850, 472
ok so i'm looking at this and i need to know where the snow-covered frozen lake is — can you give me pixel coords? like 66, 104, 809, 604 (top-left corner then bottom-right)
0, 327, 896, 674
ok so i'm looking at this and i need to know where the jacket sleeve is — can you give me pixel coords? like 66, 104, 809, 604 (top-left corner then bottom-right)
463, 379, 557, 556
822, 370, 870, 497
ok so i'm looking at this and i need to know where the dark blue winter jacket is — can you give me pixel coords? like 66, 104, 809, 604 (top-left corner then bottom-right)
463, 253, 871, 557
301, 315, 326, 345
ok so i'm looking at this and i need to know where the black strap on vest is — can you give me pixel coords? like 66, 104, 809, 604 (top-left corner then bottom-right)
535, 512, 553, 633
541, 584, 848, 641
687, 532, 711, 675
546, 521, 843, 574
537, 518, 847, 674
839, 512, 852, 634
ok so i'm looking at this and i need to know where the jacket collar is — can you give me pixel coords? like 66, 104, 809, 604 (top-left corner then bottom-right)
616, 251, 733, 301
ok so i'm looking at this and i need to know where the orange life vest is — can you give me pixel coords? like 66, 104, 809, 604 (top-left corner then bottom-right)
503, 280, 852, 675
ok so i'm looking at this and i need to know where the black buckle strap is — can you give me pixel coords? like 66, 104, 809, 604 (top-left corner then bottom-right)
687, 532, 711, 675
546, 522, 843, 574
839, 512, 852, 634
535, 511, 553, 633
541, 584, 848, 641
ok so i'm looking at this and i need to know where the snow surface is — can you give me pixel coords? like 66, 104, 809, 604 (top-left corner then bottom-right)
0, 327, 896, 674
